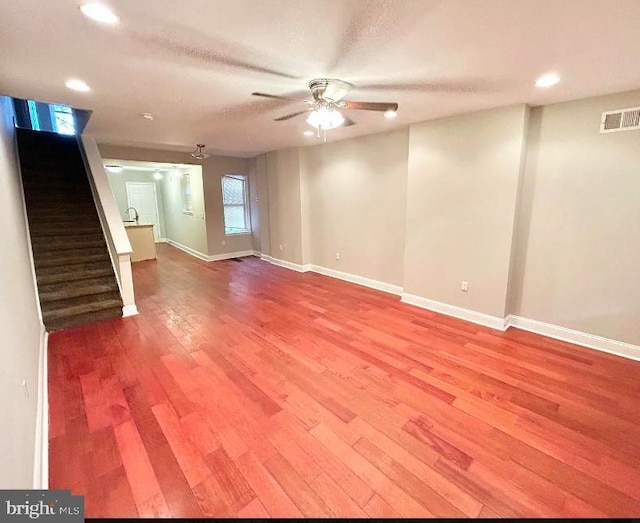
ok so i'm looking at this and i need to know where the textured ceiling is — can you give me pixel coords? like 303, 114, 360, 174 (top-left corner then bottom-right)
1, 0, 639, 157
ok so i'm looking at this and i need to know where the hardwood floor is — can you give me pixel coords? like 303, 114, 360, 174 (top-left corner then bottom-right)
48, 244, 640, 518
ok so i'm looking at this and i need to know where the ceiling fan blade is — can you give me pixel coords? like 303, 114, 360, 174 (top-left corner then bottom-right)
359, 79, 499, 94
252, 92, 307, 102
125, 27, 299, 80
274, 109, 312, 121
343, 101, 398, 112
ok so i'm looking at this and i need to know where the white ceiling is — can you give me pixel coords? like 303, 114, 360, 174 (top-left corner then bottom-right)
1, 0, 639, 157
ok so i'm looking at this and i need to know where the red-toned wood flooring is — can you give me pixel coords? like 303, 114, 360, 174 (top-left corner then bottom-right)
48, 244, 640, 518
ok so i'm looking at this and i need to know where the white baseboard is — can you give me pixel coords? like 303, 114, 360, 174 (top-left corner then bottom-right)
506, 315, 640, 361
165, 239, 209, 261
33, 326, 48, 489
401, 293, 509, 331
157, 238, 168, 243
260, 255, 402, 295
261, 254, 310, 273
257, 256, 640, 362
207, 250, 258, 262
310, 264, 403, 296
122, 304, 139, 317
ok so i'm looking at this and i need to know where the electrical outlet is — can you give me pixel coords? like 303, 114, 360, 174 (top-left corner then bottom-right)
22, 380, 29, 399
335, 252, 340, 260
221, 240, 225, 246
461, 281, 468, 292
279, 244, 283, 251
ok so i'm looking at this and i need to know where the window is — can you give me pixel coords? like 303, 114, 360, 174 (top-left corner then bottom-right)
27, 100, 40, 130
222, 174, 250, 234
50, 105, 76, 135
181, 172, 193, 213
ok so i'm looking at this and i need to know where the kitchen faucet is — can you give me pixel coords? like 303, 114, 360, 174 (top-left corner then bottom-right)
126, 207, 139, 224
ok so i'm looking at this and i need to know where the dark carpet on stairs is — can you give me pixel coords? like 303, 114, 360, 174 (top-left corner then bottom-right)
17, 128, 123, 332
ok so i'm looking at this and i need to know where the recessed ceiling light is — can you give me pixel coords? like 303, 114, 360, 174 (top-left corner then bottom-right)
65, 79, 91, 92
80, 3, 119, 24
303, 130, 314, 136
140, 112, 154, 120
535, 72, 560, 88
384, 110, 398, 119
105, 164, 123, 174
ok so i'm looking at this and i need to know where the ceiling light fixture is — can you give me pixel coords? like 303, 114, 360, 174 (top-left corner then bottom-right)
535, 72, 560, 88
140, 112, 154, 120
384, 109, 398, 119
65, 79, 91, 92
306, 106, 345, 130
104, 164, 123, 174
306, 103, 346, 142
190, 144, 210, 160
80, 3, 119, 24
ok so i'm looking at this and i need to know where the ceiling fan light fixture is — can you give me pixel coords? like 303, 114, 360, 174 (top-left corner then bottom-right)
190, 143, 211, 160
384, 109, 398, 119
306, 106, 345, 130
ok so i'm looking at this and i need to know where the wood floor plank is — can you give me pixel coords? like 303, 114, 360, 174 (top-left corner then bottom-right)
235, 451, 303, 518
48, 244, 640, 518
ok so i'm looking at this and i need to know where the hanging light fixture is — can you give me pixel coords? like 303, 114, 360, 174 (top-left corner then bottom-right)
306, 106, 345, 130
190, 144, 210, 160
306, 102, 346, 142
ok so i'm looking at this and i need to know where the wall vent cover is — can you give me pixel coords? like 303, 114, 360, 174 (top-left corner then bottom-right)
600, 106, 640, 133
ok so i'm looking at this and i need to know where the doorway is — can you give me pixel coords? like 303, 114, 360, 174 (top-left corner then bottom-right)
126, 182, 161, 241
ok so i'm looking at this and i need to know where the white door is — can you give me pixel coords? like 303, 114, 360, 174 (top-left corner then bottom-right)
126, 182, 161, 241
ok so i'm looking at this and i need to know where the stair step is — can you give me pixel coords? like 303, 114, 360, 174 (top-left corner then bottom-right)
32, 234, 106, 252
25, 193, 93, 204
30, 224, 102, 237
45, 306, 123, 332
35, 251, 110, 268
27, 209, 99, 221
38, 277, 118, 303
42, 293, 123, 322
28, 215, 101, 228
36, 264, 114, 285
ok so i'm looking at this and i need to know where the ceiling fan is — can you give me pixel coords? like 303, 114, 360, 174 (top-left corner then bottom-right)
251, 78, 399, 140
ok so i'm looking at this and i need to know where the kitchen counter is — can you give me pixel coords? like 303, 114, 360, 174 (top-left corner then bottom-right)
124, 223, 156, 262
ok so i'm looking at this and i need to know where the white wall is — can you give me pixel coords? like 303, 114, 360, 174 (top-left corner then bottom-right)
0, 96, 43, 488
404, 105, 529, 318
300, 128, 409, 286
511, 91, 640, 345
265, 148, 305, 264
159, 166, 208, 256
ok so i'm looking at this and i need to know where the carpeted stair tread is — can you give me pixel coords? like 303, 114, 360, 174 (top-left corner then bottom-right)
36, 265, 115, 285
28, 215, 101, 228
26, 205, 99, 217
29, 224, 103, 237
42, 293, 122, 321
45, 306, 123, 332
35, 251, 110, 269
31, 234, 106, 252
38, 277, 119, 303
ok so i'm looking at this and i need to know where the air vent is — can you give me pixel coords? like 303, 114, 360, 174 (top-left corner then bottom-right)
600, 106, 640, 133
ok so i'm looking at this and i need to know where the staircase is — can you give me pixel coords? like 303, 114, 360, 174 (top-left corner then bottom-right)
17, 128, 123, 332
